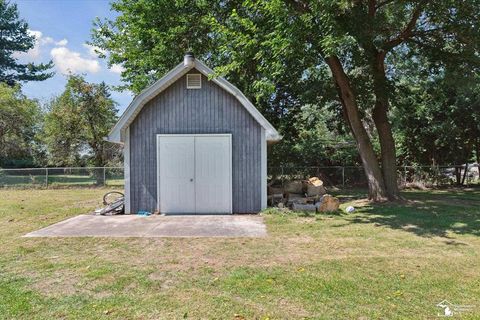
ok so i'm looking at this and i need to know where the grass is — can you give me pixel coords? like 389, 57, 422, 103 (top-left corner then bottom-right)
0, 188, 479, 319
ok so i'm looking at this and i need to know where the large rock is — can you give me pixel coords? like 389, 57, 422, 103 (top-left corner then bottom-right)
316, 194, 340, 212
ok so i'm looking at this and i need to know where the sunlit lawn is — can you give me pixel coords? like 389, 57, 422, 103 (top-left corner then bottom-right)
0, 188, 479, 319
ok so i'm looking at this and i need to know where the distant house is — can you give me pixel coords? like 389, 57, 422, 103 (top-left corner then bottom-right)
107, 53, 281, 214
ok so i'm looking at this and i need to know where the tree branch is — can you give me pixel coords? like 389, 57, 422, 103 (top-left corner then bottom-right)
382, 0, 428, 51
368, 0, 377, 17
285, 0, 310, 13
375, 0, 396, 10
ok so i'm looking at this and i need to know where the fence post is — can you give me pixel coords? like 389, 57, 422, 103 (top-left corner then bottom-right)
404, 166, 407, 186
103, 167, 106, 186
342, 166, 345, 188
281, 166, 284, 188
45, 168, 48, 188
465, 164, 469, 186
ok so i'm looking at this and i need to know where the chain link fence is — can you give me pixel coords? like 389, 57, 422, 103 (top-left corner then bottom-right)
0, 167, 124, 188
0, 164, 478, 189
268, 164, 480, 189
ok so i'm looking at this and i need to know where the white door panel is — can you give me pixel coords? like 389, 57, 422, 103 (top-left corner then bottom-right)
158, 135, 231, 214
158, 137, 195, 213
195, 136, 231, 213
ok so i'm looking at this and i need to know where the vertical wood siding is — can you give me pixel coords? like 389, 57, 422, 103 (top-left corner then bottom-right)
129, 70, 262, 213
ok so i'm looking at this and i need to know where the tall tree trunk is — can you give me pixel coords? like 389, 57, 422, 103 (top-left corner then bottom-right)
476, 138, 480, 164
476, 139, 479, 183
371, 51, 401, 200
90, 140, 105, 186
326, 56, 387, 201
455, 166, 462, 185
461, 163, 468, 185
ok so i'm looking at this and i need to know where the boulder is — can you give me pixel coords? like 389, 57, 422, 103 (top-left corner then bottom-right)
316, 194, 340, 212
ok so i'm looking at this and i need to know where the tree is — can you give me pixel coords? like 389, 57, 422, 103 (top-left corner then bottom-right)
394, 59, 480, 183
43, 75, 120, 183
269, 104, 359, 168
0, 0, 54, 86
92, 0, 480, 200
0, 83, 44, 167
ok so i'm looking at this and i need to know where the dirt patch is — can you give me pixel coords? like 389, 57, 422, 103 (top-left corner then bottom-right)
31, 270, 82, 298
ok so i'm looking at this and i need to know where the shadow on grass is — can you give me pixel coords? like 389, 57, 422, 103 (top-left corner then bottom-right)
342, 188, 480, 239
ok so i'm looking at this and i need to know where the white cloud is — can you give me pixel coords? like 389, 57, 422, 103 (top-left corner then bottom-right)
55, 39, 68, 46
41, 36, 55, 45
13, 30, 66, 60
50, 47, 101, 74
14, 29, 105, 75
109, 64, 125, 74
83, 43, 107, 58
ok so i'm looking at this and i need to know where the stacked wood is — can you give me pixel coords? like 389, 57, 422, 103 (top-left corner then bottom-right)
267, 193, 284, 206
284, 180, 304, 194
267, 177, 338, 212
286, 193, 306, 204
267, 186, 284, 195
304, 177, 326, 197
292, 203, 317, 211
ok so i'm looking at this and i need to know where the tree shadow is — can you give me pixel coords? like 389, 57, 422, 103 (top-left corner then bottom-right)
342, 189, 480, 239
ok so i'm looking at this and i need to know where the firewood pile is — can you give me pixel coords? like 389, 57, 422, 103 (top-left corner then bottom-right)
268, 177, 340, 212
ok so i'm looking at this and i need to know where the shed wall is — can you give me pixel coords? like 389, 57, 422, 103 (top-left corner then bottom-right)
129, 70, 262, 213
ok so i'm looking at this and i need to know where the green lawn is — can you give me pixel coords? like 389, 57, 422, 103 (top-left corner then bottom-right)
0, 188, 479, 319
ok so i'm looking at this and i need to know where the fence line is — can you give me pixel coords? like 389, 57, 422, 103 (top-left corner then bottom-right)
268, 164, 480, 189
0, 164, 478, 189
0, 167, 124, 188
3, 166, 122, 171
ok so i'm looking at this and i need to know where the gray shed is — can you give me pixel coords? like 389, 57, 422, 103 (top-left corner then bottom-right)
107, 53, 281, 214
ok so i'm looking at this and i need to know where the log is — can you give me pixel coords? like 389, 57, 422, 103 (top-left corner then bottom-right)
268, 186, 284, 195
316, 194, 340, 212
292, 203, 316, 212
305, 195, 321, 203
305, 184, 326, 197
308, 177, 323, 187
304, 177, 326, 197
284, 180, 304, 194
267, 193, 284, 206
286, 193, 307, 205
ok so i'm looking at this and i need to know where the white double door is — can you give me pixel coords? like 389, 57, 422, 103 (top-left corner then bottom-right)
157, 134, 232, 214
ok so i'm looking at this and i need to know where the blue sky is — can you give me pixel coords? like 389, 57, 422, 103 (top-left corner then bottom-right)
13, 0, 132, 113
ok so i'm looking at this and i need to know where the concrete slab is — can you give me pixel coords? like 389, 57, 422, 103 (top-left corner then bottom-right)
23, 214, 267, 238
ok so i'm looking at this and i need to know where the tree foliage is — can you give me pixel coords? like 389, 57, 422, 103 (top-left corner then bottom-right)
0, 0, 54, 86
0, 83, 44, 167
92, 0, 480, 199
394, 63, 480, 167
42, 75, 120, 171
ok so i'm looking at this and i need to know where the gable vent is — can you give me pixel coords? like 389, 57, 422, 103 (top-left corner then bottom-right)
187, 74, 202, 89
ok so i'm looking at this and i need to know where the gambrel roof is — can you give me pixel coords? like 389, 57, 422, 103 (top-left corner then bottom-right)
107, 58, 282, 143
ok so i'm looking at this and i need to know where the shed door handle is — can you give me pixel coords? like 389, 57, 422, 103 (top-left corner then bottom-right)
190, 178, 193, 182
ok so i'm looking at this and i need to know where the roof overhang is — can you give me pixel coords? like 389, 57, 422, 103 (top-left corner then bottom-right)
106, 58, 282, 144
